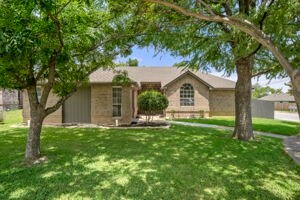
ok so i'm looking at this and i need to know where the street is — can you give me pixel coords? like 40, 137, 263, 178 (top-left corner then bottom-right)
275, 111, 300, 122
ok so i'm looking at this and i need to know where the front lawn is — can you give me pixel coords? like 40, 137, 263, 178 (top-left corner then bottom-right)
174, 117, 300, 136
0, 110, 300, 199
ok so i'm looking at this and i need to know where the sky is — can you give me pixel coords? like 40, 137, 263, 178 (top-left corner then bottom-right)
117, 46, 290, 92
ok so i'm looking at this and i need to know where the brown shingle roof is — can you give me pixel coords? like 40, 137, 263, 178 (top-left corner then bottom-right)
259, 93, 295, 102
89, 67, 236, 89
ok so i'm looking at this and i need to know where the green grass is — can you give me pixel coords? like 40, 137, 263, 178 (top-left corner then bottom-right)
0, 110, 300, 199
174, 117, 300, 136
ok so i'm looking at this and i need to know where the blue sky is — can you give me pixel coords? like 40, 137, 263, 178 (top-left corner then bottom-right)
118, 46, 290, 92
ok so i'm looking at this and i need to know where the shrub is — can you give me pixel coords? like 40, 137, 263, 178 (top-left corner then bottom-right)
112, 70, 133, 87
138, 90, 169, 123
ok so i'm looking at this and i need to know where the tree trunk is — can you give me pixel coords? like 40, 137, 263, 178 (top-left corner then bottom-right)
232, 57, 254, 140
291, 70, 300, 119
25, 114, 44, 162
25, 87, 45, 163
293, 92, 300, 120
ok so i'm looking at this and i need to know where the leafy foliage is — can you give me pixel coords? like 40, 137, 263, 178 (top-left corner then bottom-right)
116, 58, 139, 67
113, 0, 299, 78
252, 83, 282, 99
0, 0, 135, 95
138, 90, 168, 122
126, 58, 139, 66
112, 70, 133, 86
0, 0, 139, 160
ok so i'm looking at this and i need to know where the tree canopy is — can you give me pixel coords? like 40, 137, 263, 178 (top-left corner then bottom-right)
109, 0, 300, 136
0, 0, 138, 162
126, 58, 139, 66
0, 0, 136, 96
252, 83, 282, 99
133, 0, 300, 118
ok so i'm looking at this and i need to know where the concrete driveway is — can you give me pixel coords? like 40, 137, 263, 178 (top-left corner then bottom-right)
275, 111, 300, 122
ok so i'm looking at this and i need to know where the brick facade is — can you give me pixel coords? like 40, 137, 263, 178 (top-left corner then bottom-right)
22, 74, 236, 125
209, 90, 235, 116
22, 90, 62, 124
0, 89, 22, 110
91, 84, 134, 126
165, 74, 210, 118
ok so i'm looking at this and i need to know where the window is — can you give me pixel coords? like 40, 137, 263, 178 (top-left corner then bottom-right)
112, 87, 122, 117
180, 83, 194, 106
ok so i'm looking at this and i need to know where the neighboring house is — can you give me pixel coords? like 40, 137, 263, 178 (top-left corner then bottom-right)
0, 89, 22, 110
23, 67, 237, 125
259, 93, 297, 111
0, 89, 23, 122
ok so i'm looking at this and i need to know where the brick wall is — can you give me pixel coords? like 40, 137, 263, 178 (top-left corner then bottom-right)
165, 74, 210, 118
91, 84, 133, 125
23, 90, 62, 124
0, 89, 20, 110
209, 90, 235, 116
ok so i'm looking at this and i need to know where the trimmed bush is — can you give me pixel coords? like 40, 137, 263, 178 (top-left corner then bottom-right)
138, 90, 169, 122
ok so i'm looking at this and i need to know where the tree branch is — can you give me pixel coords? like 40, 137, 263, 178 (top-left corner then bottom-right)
258, 0, 275, 29
39, 52, 58, 107
44, 66, 100, 116
196, 0, 215, 16
35, 64, 48, 80
47, 13, 64, 50
222, 1, 232, 16
251, 68, 273, 78
142, 0, 294, 76
38, 0, 65, 51
56, 0, 71, 15
247, 44, 262, 58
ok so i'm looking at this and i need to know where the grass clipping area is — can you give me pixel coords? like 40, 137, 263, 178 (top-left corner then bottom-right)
0, 110, 300, 199
175, 116, 300, 136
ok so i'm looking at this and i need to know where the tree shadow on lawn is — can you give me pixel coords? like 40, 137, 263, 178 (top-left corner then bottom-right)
0, 125, 300, 200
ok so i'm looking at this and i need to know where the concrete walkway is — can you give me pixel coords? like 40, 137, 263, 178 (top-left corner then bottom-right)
169, 121, 300, 165
284, 136, 300, 164
169, 121, 288, 139
275, 111, 300, 123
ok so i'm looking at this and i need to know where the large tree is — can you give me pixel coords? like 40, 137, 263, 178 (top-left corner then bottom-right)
0, 0, 136, 163
117, 0, 295, 140
139, 0, 300, 121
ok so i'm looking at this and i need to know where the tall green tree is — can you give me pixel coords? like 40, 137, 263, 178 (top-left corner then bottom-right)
252, 83, 282, 99
112, 0, 299, 139
139, 0, 300, 121
0, 0, 135, 163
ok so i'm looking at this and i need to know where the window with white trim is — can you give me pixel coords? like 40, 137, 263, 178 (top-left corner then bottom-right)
112, 87, 122, 117
180, 83, 194, 106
